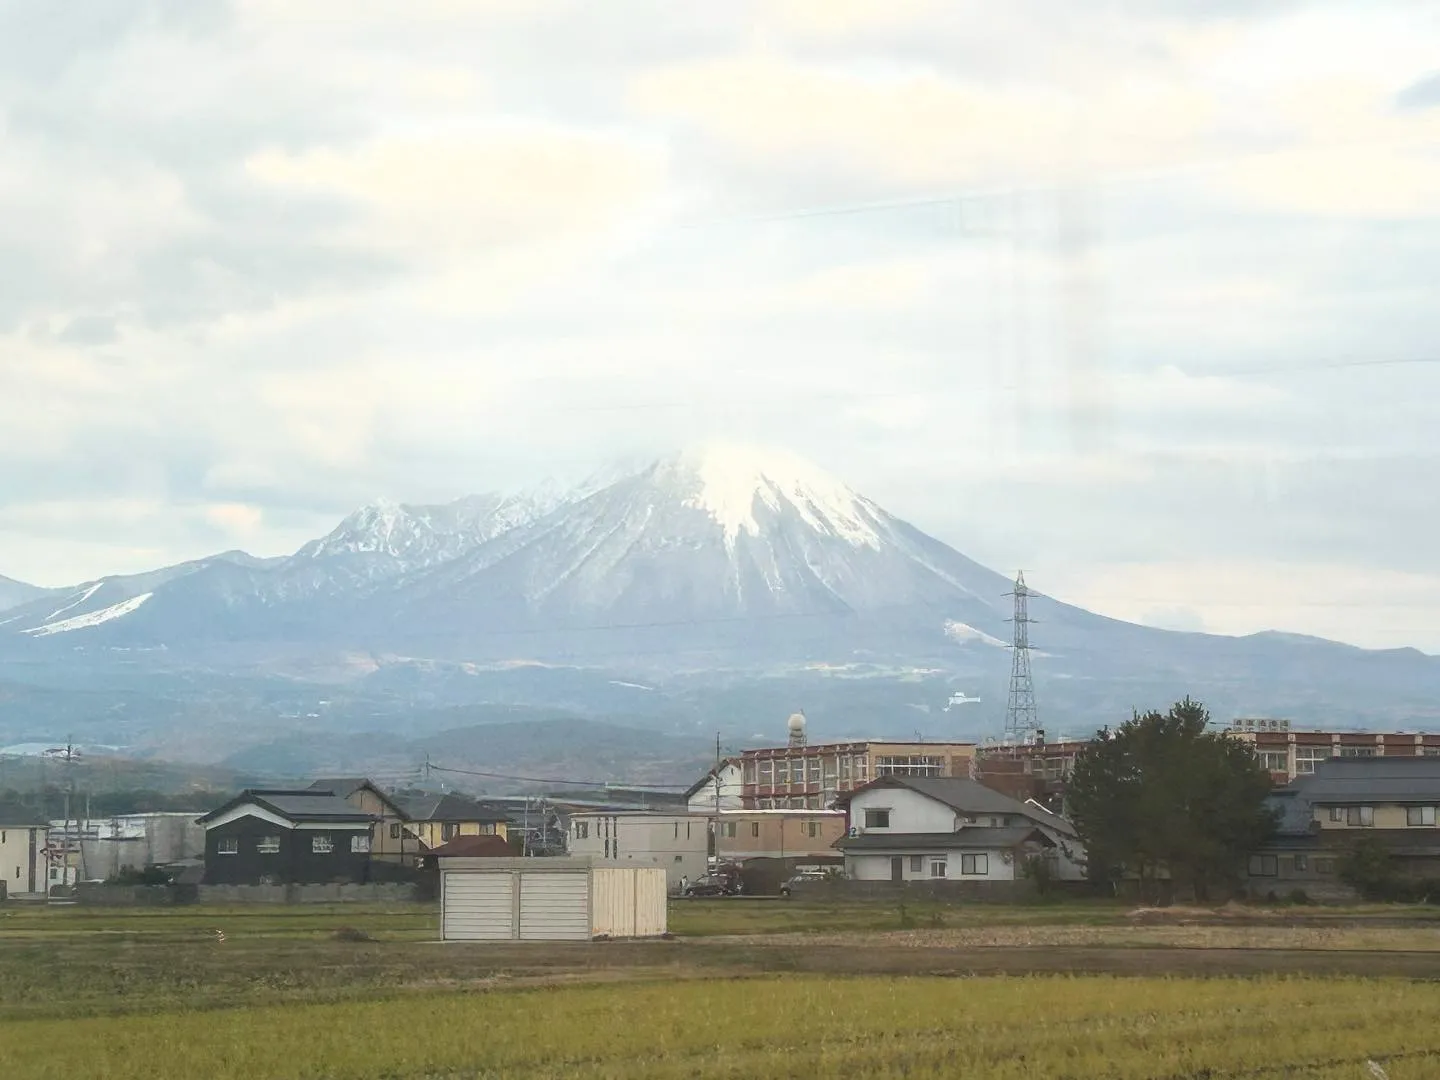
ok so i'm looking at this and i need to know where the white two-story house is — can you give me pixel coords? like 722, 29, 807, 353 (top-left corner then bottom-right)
836, 775, 1084, 884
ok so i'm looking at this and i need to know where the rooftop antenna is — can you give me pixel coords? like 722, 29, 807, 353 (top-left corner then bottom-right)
1003, 571, 1040, 747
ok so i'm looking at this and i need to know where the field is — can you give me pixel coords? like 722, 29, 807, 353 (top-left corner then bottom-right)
4, 899, 1440, 1078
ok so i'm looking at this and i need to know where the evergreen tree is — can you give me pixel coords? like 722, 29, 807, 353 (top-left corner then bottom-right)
1067, 698, 1277, 900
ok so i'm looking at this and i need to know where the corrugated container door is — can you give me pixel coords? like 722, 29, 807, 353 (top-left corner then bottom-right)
633, 868, 668, 937
518, 871, 590, 941
442, 871, 514, 940
592, 868, 636, 937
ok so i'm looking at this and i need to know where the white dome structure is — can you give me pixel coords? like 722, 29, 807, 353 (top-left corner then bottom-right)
787, 710, 807, 747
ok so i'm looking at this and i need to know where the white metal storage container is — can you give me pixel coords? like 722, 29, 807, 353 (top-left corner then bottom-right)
439, 858, 667, 941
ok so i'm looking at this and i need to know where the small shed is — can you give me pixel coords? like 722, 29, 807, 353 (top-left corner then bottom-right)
439, 857, 666, 941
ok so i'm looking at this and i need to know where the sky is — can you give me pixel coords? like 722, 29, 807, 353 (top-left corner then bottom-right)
3, 0, 1440, 651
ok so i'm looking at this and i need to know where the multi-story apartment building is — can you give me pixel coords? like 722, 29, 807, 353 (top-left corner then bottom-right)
1225, 718, 1440, 783
738, 740, 976, 810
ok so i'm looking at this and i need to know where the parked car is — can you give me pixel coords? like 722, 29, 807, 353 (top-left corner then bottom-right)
683, 873, 741, 897
779, 869, 831, 897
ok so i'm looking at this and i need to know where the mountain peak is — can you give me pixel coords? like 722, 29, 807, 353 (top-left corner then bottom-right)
654, 443, 883, 550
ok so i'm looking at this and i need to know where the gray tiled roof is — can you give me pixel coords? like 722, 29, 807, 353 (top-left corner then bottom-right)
837, 826, 1052, 851
307, 777, 372, 797
1302, 757, 1440, 805
398, 792, 512, 824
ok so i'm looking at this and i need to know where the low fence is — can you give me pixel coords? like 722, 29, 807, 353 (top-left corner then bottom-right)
75, 882, 422, 905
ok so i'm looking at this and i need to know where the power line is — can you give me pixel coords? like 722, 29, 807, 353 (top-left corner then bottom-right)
426, 761, 691, 790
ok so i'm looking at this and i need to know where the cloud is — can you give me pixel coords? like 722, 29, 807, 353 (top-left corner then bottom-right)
0, 0, 1438, 659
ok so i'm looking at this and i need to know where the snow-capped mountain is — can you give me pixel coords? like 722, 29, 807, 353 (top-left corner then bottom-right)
3, 444, 1439, 738
380, 445, 1017, 651
296, 488, 570, 569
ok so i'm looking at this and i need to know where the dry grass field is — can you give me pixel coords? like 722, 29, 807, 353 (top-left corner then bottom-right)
5, 898, 1440, 1078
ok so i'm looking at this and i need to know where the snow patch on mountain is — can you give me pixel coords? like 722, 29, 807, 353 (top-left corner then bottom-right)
297, 488, 569, 568
670, 444, 884, 550
944, 620, 1008, 648
25, 593, 153, 636
46, 582, 103, 621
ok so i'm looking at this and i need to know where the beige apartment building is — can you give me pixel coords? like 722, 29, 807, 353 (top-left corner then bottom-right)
712, 809, 846, 862
739, 740, 976, 810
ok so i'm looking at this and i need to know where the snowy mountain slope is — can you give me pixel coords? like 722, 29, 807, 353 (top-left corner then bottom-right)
369, 446, 1024, 661
296, 488, 571, 569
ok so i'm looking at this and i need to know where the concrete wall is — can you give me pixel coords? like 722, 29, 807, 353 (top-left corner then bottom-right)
76, 882, 421, 904
790, 878, 1037, 903
198, 883, 420, 904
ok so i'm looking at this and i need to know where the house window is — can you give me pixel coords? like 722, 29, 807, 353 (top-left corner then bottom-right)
863, 809, 890, 829
389, 823, 402, 840
256, 836, 280, 854
750, 822, 760, 838
1295, 746, 1333, 774
1248, 854, 1278, 876
1, 831, 5, 843
909, 855, 923, 873
312, 834, 334, 854
960, 854, 988, 876
1328, 807, 1345, 823
574, 822, 589, 839
674, 822, 679, 839
351, 835, 370, 854
441, 823, 457, 841
1346, 806, 1374, 827
807, 759, 821, 784
775, 760, 790, 786
1423, 747, 1440, 757
1315, 858, 1336, 875
805, 821, 820, 839
217, 837, 239, 856
743, 759, 758, 785
478, 824, 495, 836
759, 760, 773, 785
723, 822, 737, 838
1407, 807, 1437, 827
1256, 751, 1288, 773
1339, 746, 1376, 757
1293, 855, 1309, 872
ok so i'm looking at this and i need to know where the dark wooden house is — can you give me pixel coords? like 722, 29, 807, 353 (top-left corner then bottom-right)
197, 789, 377, 886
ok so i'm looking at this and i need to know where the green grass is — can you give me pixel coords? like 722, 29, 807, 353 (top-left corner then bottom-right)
6, 974, 1440, 1079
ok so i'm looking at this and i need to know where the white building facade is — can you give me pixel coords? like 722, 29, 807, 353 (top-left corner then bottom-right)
0, 821, 49, 897
567, 811, 710, 890
686, 760, 744, 812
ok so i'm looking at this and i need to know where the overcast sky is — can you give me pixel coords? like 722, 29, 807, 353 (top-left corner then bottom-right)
4, 1, 1440, 650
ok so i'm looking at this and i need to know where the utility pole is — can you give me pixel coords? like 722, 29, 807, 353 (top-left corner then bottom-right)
43, 739, 81, 890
